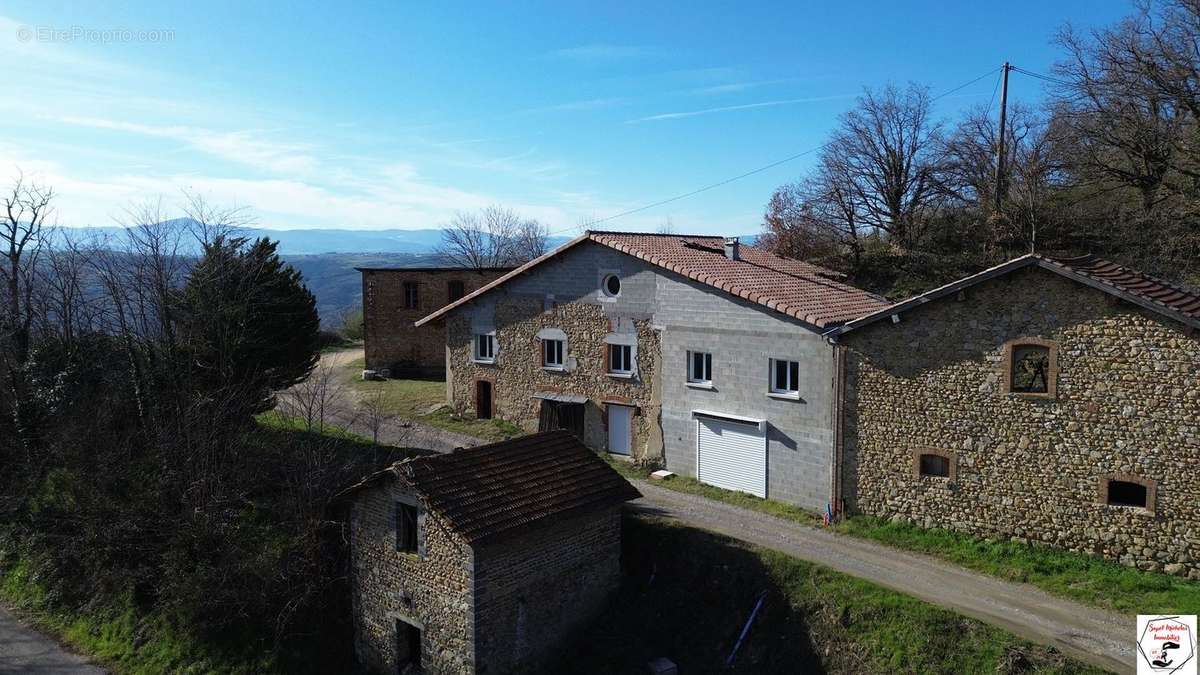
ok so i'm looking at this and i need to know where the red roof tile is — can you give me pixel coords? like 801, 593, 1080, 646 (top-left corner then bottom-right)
337, 431, 640, 543
838, 253, 1200, 334
1045, 255, 1200, 321
416, 231, 890, 329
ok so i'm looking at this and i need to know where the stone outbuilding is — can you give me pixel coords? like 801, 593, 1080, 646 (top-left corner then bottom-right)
360, 267, 512, 377
832, 254, 1200, 577
335, 430, 639, 674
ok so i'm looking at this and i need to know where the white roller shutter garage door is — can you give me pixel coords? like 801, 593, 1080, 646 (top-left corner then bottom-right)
696, 415, 766, 498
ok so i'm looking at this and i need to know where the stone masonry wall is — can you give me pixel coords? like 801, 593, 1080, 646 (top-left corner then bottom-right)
472, 508, 623, 674
447, 299, 662, 460
842, 267, 1200, 576
363, 268, 508, 375
350, 479, 474, 674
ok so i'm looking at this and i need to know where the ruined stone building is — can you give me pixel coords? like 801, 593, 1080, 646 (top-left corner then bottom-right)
336, 430, 638, 674
832, 255, 1200, 577
360, 267, 511, 376
415, 231, 889, 510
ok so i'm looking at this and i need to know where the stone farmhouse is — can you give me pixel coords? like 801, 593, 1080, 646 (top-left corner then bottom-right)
335, 430, 638, 674
416, 231, 889, 510
360, 267, 511, 376
832, 255, 1200, 577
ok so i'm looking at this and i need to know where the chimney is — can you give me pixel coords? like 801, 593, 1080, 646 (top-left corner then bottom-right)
723, 237, 740, 261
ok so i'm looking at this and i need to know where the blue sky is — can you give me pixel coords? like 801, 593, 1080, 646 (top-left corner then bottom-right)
1, 1, 1130, 234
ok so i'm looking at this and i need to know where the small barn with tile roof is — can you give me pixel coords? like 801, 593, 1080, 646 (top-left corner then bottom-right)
336, 430, 639, 675
832, 254, 1200, 578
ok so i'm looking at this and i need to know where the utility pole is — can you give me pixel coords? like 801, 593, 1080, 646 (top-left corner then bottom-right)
994, 62, 1011, 216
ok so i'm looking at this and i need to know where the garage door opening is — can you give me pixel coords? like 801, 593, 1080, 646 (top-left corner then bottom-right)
695, 412, 766, 498
538, 400, 585, 439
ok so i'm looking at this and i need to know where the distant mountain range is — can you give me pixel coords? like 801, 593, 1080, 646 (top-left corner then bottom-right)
60, 224, 574, 256
57, 224, 759, 328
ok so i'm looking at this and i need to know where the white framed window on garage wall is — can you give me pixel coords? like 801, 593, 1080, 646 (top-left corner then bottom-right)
687, 351, 712, 387
768, 358, 800, 398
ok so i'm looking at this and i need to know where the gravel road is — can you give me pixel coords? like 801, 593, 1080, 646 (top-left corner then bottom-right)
0, 605, 104, 674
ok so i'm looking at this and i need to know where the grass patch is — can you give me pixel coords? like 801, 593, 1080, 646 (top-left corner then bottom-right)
0, 555, 272, 674
550, 514, 1102, 674
607, 458, 822, 526
836, 516, 1200, 616
256, 410, 380, 445
615, 459, 1200, 617
341, 356, 521, 442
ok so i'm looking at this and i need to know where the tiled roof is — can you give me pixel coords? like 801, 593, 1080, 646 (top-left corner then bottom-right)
416, 231, 891, 329
338, 431, 640, 543
837, 253, 1200, 334
1045, 255, 1200, 321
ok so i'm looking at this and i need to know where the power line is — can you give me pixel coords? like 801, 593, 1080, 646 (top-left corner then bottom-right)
555, 66, 1003, 234
1010, 65, 1072, 87
986, 67, 1003, 111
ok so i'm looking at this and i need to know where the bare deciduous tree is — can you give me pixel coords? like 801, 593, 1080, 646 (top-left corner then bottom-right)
830, 84, 944, 248
358, 388, 395, 445
436, 205, 548, 269
761, 151, 868, 268
278, 359, 348, 433
1, 172, 54, 365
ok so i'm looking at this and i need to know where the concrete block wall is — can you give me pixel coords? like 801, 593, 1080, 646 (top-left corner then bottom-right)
656, 274, 838, 510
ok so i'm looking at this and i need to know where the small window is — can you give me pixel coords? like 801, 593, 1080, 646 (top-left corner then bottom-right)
1107, 480, 1148, 509
687, 351, 712, 385
396, 502, 418, 553
1011, 345, 1050, 393
919, 454, 950, 478
769, 358, 800, 395
913, 449, 955, 480
543, 339, 564, 369
602, 274, 621, 297
609, 344, 632, 375
474, 333, 495, 363
448, 280, 465, 302
403, 282, 419, 309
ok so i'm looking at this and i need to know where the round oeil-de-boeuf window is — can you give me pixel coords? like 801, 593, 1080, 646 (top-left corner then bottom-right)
603, 274, 621, 297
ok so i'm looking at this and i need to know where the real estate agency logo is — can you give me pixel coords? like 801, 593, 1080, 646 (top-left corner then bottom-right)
1138, 615, 1198, 675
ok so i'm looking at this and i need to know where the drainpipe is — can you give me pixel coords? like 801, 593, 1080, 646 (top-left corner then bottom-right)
830, 341, 847, 521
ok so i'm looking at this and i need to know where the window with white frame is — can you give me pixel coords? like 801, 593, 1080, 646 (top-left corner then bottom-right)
608, 343, 632, 375
473, 333, 495, 363
769, 358, 800, 396
543, 338, 564, 369
687, 351, 712, 385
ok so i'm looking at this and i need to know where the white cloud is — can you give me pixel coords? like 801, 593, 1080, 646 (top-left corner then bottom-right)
53, 116, 319, 174
629, 94, 857, 122
549, 44, 661, 61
